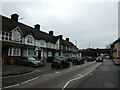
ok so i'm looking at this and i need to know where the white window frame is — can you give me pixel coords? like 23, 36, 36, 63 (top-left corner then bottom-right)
8, 48, 21, 56
27, 35, 33, 44
48, 42, 52, 48
12, 31, 20, 41
39, 40, 46, 47
27, 49, 33, 57
48, 51, 52, 57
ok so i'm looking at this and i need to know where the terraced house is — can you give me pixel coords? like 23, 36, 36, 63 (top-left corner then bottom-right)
1, 13, 79, 65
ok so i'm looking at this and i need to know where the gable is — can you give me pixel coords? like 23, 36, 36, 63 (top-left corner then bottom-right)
11, 26, 24, 36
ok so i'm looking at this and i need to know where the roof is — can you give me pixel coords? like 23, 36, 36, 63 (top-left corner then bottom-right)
1, 15, 58, 44
61, 39, 77, 48
113, 38, 120, 44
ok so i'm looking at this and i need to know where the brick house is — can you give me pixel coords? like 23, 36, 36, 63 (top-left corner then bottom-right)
112, 38, 120, 64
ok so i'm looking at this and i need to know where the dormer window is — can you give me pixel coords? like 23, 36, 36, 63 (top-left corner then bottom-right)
12, 31, 20, 41
27, 35, 33, 43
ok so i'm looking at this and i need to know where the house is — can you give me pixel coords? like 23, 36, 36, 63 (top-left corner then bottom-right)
112, 38, 120, 64
60, 38, 79, 57
1, 13, 80, 65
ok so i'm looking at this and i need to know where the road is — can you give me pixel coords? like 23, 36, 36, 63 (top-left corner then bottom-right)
2, 60, 103, 89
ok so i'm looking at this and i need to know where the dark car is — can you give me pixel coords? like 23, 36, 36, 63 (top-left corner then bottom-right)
16, 57, 42, 67
96, 56, 103, 62
86, 56, 94, 62
81, 57, 87, 61
72, 57, 84, 65
51, 58, 70, 69
68, 57, 73, 62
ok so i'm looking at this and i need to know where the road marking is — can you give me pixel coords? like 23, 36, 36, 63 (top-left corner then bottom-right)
62, 75, 84, 90
62, 63, 102, 90
21, 76, 39, 84
69, 75, 84, 82
2, 84, 20, 89
42, 72, 60, 77
2, 76, 40, 89
62, 81, 70, 90
3, 70, 37, 79
83, 63, 101, 76
54, 72, 60, 74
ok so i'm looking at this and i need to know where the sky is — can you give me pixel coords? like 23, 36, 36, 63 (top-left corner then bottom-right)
1, 0, 119, 49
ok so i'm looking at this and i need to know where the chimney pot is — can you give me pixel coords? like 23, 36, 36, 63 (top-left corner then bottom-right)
49, 31, 53, 35
66, 38, 69, 42
34, 24, 40, 31
11, 13, 19, 22
59, 35, 63, 40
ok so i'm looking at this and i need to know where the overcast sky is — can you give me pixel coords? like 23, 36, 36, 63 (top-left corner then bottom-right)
1, 0, 119, 49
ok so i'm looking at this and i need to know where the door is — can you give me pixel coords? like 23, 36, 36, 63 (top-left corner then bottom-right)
38, 50, 41, 59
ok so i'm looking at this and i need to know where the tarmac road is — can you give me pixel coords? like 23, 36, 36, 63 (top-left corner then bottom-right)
65, 59, 120, 88
2, 61, 102, 89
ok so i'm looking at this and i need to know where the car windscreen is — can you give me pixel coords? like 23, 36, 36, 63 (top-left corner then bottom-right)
28, 58, 36, 61
53, 59, 61, 62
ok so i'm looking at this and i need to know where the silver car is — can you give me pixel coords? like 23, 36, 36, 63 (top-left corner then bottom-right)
96, 56, 103, 62
17, 57, 43, 67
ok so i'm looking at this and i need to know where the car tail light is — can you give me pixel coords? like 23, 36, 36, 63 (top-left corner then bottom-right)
58, 62, 61, 64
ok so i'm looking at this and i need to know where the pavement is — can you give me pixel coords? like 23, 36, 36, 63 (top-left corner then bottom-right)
2, 62, 51, 77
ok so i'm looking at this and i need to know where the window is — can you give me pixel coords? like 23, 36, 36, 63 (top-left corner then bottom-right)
39, 40, 46, 47
27, 49, 33, 56
12, 31, 20, 41
48, 42, 52, 48
8, 48, 21, 56
48, 51, 52, 57
27, 36, 33, 43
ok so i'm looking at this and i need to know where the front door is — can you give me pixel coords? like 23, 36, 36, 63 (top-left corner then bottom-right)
38, 50, 41, 59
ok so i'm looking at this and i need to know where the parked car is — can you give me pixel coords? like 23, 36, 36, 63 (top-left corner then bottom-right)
51, 58, 70, 69
72, 57, 84, 65
86, 56, 94, 62
68, 57, 73, 62
96, 56, 103, 62
55, 56, 69, 60
16, 57, 42, 67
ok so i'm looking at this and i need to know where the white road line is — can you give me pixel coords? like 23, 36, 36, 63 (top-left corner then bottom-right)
62, 63, 102, 90
2, 76, 39, 89
69, 75, 84, 82
62, 81, 70, 90
2, 84, 20, 89
62, 75, 84, 90
21, 76, 39, 84
42, 72, 60, 77
3, 71, 36, 79
83, 63, 101, 76
54, 72, 60, 74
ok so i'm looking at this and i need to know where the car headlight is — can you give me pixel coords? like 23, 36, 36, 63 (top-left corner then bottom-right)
32, 62, 38, 64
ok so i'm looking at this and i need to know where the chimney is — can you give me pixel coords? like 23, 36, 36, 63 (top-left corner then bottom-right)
59, 35, 63, 40
34, 24, 40, 31
66, 38, 69, 42
49, 31, 53, 35
11, 13, 19, 22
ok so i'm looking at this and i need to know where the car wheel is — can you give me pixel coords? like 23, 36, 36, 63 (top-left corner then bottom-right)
30, 63, 34, 67
67, 63, 70, 67
51, 66, 54, 69
59, 65, 62, 69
